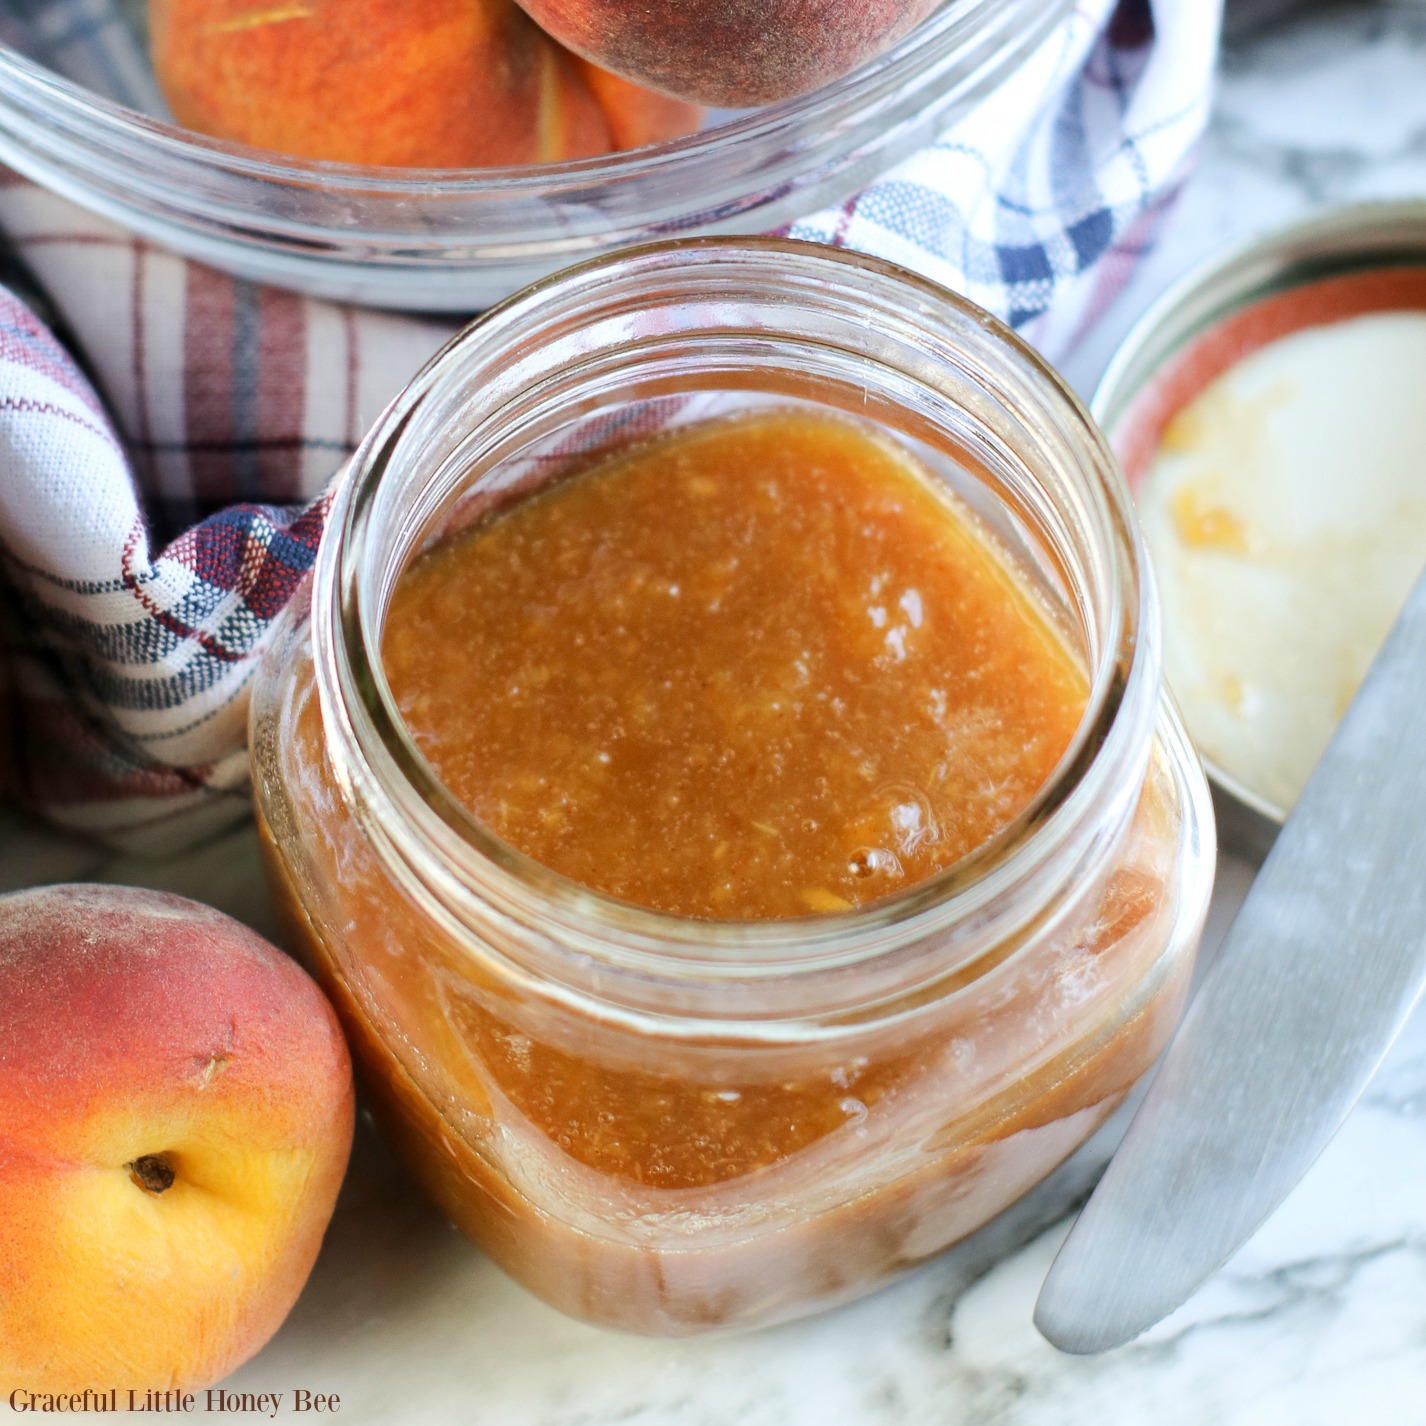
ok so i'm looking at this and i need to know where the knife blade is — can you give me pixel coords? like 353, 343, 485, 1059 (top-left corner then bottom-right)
1033, 562, 1426, 1354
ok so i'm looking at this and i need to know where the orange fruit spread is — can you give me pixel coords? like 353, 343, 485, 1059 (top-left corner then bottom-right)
382, 410, 1088, 918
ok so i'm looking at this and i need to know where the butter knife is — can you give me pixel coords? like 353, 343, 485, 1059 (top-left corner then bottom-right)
1034, 563, 1426, 1353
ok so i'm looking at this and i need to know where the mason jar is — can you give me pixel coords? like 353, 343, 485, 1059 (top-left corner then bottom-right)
249, 238, 1216, 1335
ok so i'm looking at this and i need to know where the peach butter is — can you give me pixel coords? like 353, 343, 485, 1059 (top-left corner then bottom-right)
381, 412, 1088, 920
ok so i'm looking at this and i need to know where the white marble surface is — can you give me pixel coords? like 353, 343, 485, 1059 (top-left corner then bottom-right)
9, 3, 1426, 1420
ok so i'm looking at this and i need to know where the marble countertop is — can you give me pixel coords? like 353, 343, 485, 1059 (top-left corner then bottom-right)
9, 2, 1426, 1421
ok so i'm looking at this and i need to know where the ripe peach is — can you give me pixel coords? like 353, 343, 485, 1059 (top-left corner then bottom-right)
0, 885, 354, 1394
149, 0, 702, 168
569, 58, 704, 151
508, 0, 945, 107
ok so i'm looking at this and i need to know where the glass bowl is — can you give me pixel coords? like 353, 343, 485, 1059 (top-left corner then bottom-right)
0, 0, 1075, 309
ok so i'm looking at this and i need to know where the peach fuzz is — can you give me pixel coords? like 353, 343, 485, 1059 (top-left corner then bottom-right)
0, 885, 354, 1394
149, 0, 702, 168
509, 0, 945, 107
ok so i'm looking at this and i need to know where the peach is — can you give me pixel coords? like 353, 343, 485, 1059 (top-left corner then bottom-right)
149, 0, 702, 168
0, 885, 354, 1394
508, 0, 946, 107
570, 58, 705, 151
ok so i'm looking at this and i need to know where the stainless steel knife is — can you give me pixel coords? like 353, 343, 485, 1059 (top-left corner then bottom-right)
1034, 563, 1426, 1354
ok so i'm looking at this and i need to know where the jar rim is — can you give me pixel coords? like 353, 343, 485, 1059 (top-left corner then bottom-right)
315, 237, 1160, 987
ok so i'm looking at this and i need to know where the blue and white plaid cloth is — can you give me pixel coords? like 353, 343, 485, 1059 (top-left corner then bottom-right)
0, 0, 1220, 851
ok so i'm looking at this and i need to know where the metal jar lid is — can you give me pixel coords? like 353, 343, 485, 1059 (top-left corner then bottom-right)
1092, 200, 1426, 861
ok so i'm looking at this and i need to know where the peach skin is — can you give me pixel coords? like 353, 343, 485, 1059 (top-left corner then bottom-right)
150, 0, 702, 168
570, 58, 705, 151
0, 885, 354, 1395
508, 0, 946, 107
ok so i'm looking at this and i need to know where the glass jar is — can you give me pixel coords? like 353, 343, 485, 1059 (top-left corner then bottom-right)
249, 238, 1216, 1335
0, 0, 1079, 307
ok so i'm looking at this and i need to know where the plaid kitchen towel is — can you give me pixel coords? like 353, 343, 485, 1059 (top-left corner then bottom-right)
0, 0, 1219, 853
